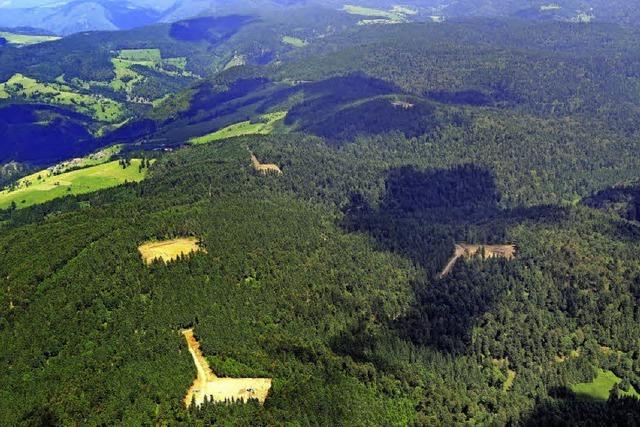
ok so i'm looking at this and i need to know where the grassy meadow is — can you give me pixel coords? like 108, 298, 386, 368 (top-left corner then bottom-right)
0, 31, 60, 46
282, 36, 308, 47
190, 112, 287, 144
571, 369, 640, 401
343, 5, 409, 23
105, 49, 193, 98
117, 48, 162, 62
0, 73, 126, 122
0, 159, 148, 209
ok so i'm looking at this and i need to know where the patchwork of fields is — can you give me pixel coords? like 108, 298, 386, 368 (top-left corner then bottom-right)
0, 47, 196, 125
0, 73, 126, 122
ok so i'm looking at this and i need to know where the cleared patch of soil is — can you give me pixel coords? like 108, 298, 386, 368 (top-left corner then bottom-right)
391, 100, 415, 109
438, 243, 516, 278
138, 238, 204, 265
250, 153, 282, 175
182, 329, 272, 408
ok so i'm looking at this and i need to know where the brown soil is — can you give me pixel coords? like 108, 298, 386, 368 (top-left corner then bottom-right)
138, 238, 204, 265
250, 153, 282, 175
182, 329, 272, 408
438, 243, 517, 278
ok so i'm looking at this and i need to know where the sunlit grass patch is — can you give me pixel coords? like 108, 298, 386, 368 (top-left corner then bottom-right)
571, 369, 640, 401
282, 36, 308, 47
0, 31, 60, 46
0, 73, 126, 122
0, 159, 148, 209
190, 112, 287, 144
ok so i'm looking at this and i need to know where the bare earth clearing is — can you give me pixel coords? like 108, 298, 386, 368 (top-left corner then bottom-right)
182, 329, 272, 407
138, 238, 205, 265
438, 244, 516, 278
250, 153, 282, 175
391, 100, 415, 109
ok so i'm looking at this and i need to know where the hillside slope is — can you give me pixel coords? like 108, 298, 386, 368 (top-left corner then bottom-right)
1, 13, 640, 426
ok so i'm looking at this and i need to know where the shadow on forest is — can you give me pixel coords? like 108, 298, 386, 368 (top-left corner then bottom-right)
0, 104, 95, 164
340, 164, 568, 354
523, 395, 640, 426
169, 15, 255, 44
106, 73, 458, 147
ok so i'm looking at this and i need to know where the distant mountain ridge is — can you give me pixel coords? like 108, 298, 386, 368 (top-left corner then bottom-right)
0, 0, 311, 35
0, 0, 163, 35
0, 0, 638, 36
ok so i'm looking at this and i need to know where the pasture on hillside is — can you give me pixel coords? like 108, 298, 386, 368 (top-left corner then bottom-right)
189, 112, 287, 144
117, 49, 163, 62
0, 31, 60, 46
0, 159, 148, 209
0, 73, 126, 122
342, 4, 414, 24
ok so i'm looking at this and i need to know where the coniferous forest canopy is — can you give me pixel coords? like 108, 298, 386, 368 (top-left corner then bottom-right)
1, 1, 640, 426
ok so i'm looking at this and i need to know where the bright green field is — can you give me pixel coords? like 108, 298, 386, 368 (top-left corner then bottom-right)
0, 159, 148, 209
0, 31, 60, 46
117, 48, 162, 62
110, 58, 146, 93
0, 74, 125, 122
189, 112, 287, 144
104, 49, 192, 97
571, 369, 640, 401
282, 36, 308, 47
343, 5, 396, 18
49, 145, 124, 174
343, 4, 411, 24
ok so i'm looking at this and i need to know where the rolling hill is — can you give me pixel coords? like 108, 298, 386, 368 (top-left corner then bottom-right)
1, 7, 640, 426
0, 7, 357, 165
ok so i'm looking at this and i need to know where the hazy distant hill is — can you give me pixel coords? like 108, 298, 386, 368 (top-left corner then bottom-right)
0, 0, 312, 35
1, 0, 638, 36
0, 0, 162, 35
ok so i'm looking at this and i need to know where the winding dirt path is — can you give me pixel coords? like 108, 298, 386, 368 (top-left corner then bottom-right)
182, 329, 272, 408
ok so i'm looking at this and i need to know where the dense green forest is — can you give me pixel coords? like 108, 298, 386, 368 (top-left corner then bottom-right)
2, 134, 640, 425
1, 13, 640, 426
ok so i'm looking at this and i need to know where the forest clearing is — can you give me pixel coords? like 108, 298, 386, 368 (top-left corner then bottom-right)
138, 238, 204, 265
251, 153, 282, 175
438, 244, 517, 278
571, 369, 640, 401
182, 329, 272, 407
391, 100, 415, 109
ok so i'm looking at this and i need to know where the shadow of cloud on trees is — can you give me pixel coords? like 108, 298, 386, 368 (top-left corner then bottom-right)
340, 164, 568, 354
258, 73, 457, 145
523, 395, 640, 426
